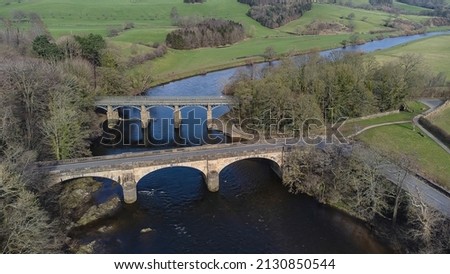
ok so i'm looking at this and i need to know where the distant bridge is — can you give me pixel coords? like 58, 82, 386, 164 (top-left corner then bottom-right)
95, 96, 233, 109
95, 96, 233, 129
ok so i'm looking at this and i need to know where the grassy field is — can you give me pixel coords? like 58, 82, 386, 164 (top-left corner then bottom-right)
147, 33, 357, 85
279, 3, 430, 34
373, 35, 450, 78
341, 101, 428, 137
428, 103, 450, 134
0, 1, 446, 83
358, 123, 450, 189
0, 0, 273, 41
392, 1, 432, 13
147, 3, 440, 83
342, 100, 450, 189
335, 0, 432, 13
1, 0, 444, 93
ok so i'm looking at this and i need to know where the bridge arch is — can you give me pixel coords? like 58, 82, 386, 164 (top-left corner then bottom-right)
218, 157, 283, 196
219, 157, 282, 178
132, 162, 208, 183
136, 166, 207, 208
179, 105, 207, 112
214, 154, 283, 175
145, 105, 175, 112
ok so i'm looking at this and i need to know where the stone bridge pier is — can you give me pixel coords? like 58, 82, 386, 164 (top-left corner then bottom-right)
118, 167, 222, 204
97, 96, 231, 133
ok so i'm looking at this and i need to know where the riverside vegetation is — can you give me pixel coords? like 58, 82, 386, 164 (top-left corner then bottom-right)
224, 52, 450, 253
284, 145, 450, 253
0, 1, 449, 253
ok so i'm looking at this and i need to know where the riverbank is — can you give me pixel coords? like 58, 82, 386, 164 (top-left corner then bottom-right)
144, 29, 450, 90
283, 145, 450, 253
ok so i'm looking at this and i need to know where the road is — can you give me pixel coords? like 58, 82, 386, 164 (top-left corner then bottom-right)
419, 98, 443, 111
380, 163, 450, 218
347, 121, 410, 139
354, 145, 450, 218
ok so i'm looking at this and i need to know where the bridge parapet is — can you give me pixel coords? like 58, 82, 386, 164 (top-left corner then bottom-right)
95, 96, 233, 110
43, 143, 287, 204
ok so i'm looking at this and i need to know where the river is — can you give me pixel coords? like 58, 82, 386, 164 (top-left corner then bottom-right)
83, 31, 450, 253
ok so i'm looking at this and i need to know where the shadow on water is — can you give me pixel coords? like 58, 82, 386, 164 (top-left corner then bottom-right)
78, 160, 390, 254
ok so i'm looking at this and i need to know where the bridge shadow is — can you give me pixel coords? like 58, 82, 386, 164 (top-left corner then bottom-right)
136, 167, 207, 212
219, 158, 282, 199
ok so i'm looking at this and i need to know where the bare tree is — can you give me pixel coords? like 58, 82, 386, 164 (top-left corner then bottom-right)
0, 57, 59, 150
407, 188, 450, 253
0, 148, 63, 254
41, 88, 91, 160
263, 46, 276, 62
56, 36, 81, 59
390, 153, 417, 226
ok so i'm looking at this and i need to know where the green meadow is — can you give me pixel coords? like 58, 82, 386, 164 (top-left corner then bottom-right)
341, 101, 428, 137
358, 123, 450, 189
373, 35, 450, 78
279, 3, 430, 34
428, 104, 450, 134
343, 0, 432, 13
2, 1, 448, 82
341, 100, 450, 189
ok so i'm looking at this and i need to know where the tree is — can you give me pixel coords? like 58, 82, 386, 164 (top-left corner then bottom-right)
0, 58, 59, 150
0, 146, 63, 253
239, 0, 313, 28
407, 190, 450, 253
41, 88, 91, 160
32, 35, 63, 60
170, 7, 180, 26
372, 62, 407, 111
369, 0, 394, 6
28, 12, 49, 39
263, 46, 277, 62
11, 10, 27, 22
75, 33, 106, 67
348, 34, 360, 45
165, 19, 246, 49
56, 35, 81, 59
398, 53, 426, 98
74, 33, 106, 88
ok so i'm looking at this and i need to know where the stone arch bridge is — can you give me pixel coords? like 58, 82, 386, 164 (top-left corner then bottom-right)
41, 143, 288, 204
95, 96, 232, 129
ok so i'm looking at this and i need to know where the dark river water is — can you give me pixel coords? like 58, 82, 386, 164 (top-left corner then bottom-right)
82, 160, 387, 253
84, 32, 450, 253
